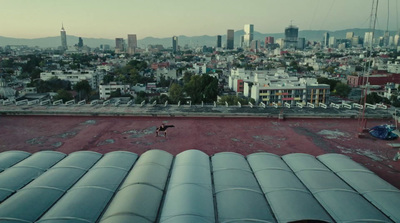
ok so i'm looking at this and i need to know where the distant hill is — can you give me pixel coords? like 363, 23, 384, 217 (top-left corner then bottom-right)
0, 28, 397, 49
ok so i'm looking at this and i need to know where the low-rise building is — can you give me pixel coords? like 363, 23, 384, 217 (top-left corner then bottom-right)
99, 82, 130, 100
40, 70, 104, 90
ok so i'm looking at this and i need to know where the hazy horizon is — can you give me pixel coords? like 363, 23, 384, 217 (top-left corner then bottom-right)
1, 0, 398, 39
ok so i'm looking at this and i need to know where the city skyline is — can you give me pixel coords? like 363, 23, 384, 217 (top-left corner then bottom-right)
1, 0, 399, 39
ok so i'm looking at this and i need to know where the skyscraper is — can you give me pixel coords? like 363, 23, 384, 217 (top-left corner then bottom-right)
78, 37, 83, 48
227, 29, 234, 50
284, 25, 298, 49
115, 38, 124, 53
364, 32, 374, 48
323, 32, 330, 48
243, 24, 254, 48
346, 32, 354, 40
172, 36, 178, 53
60, 24, 67, 51
217, 35, 222, 48
127, 34, 137, 55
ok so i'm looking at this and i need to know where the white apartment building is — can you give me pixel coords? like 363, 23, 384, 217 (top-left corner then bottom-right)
387, 61, 400, 74
229, 68, 330, 105
40, 70, 104, 89
156, 68, 177, 82
247, 77, 330, 105
99, 82, 131, 100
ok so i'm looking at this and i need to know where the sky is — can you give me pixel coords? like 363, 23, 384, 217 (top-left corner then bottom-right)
0, 0, 399, 39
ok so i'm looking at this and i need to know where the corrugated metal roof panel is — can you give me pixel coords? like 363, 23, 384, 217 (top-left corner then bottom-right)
24, 167, 86, 191
160, 184, 215, 223
168, 165, 212, 189
253, 169, 308, 193
265, 190, 332, 223
160, 150, 214, 223
318, 153, 400, 222
295, 170, 354, 192
99, 184, 163, 223
11, 151, 65, 170
363, 191, 400, 222
0, 187, 63, 222
99, 150, 172, 223
0, 167, 86, 223
36, 187, 114, 223
72, 167, 129, 191
133, 149, 173, 168
313, 190, 392, 223
246, 153, 291, 172
212, 152, 276, 223
213, 169, 260, 192
0, 151, 30, 172
91, 151, 137, 170
281, 153, 327, 172
50, 151, 101, 170
247, 153, 333, 223
37, 152, 136, 223
317, 153, 372, 173
212, 152, 251, 171
119, 164, 170, 190
0, 151, 65, 203
283, 153, 392, 223
216, 189, 276, 223
173, 149, 209, 168
100, 215, 152, 223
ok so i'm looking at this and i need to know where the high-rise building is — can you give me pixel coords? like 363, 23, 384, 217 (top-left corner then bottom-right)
346, 32, 354, 40
265, 36, 274, 46
284, 25, 298, 49
60, 24, 67, 51
227, 29, 234, 49
250, 40, 259, 52
127, 34, 137, 55
78, 37, 83, 48
297, 37, 305, 50
172, 36, 178, 53
243, 24, 254, 48
364, 32, 374, 48
115, 38, 124, 53
217, 35, 222, 48
323, 32, 330, 48
328, 36, 336, 48
394, 34, 400, 46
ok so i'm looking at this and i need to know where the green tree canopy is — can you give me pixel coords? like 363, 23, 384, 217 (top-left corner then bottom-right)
169, 83, 184, 104
74, 80, 92, 100
184, 74, 218, 104
333, 83, 352, 98
53, 89, 73, 102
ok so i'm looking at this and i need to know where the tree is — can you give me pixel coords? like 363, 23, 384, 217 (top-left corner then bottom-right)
135, 91, 148, 104
53, 89, 73, 102
169, 83, 184, 103
74, 80, 92, 100
103, 74, 114, 84
333, 83, 351, 98
110, 88, 122, 98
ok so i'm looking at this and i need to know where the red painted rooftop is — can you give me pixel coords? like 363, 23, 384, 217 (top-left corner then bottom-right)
0, 115, 399, 189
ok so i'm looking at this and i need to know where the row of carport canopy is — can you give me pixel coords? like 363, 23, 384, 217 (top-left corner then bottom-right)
0, 149, 399, 223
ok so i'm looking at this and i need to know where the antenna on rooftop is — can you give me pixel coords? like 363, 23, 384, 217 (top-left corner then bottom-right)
358, 0, 379, 136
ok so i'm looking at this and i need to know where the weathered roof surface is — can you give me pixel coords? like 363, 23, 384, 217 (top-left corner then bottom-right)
0, 150, 30, 172
0, 150, 398, 223
318, 153, 400, 222
159, 150, 215, 223
212, 152, 276, 223
283, 153, 392, 223
0, 151, 65, 203
247, 153, 334, 223
99, 150, 172, 223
